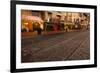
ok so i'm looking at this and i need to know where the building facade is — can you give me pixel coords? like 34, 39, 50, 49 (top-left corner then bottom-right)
21, 10, 90, 32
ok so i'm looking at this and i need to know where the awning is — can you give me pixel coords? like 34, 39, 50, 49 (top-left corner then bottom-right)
22, 15, 43, 22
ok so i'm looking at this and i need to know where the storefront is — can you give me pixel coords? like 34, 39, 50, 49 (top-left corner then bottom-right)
21, 10, 90, 34
21, 10, 44, 32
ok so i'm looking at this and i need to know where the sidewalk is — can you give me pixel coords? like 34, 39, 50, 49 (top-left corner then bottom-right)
22, 31, 37, 39
21, 29, 86, 39
22, 31, 65, 39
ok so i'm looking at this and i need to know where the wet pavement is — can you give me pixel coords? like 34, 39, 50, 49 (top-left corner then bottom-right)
21, 30, 90, 63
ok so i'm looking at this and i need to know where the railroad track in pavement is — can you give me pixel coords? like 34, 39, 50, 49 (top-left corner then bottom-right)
21, 30, 90, 62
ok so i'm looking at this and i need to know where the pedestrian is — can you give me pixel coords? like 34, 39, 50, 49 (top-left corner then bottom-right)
36, 23, 42, 35
75, 18, 80, 30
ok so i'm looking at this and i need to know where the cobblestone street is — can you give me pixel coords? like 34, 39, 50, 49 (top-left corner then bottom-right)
21, 30, 90, 63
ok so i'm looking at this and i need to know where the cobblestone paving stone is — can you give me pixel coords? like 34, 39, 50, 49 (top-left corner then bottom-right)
21, 30, 90, 63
